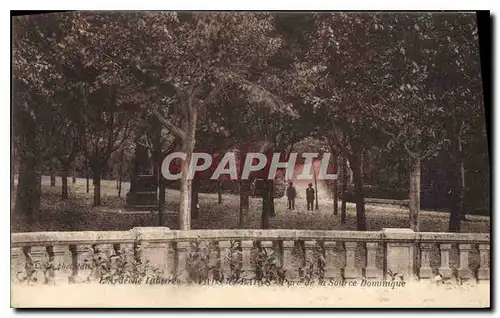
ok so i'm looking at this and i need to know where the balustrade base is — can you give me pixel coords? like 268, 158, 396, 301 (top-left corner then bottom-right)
477, 268, 490, 280
363, 268, 382, 279
438, 268, 453, 279
418, 267, 433, 279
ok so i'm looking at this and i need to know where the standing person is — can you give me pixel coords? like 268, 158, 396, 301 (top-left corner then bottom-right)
306, 183, 315, 211
286, 182, 296, 210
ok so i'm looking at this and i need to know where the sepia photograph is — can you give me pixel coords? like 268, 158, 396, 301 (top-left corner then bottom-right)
10, 10, 491, 308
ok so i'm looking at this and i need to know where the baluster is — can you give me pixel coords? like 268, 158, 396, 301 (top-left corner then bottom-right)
343, 242, 361, 280
69, 244, 93, 283
458, 244, 473, 280
11, 247, 24, 283
418, 243, 434, 279
477, 244, 490, 281
304, 241, 316, 263
176, 241, 190, 283
282, 240, 298, 281
241, 240, 254, 280
438, 244, 453, 279
51, 245, 72, 284
304, 240, 317, 280
218, 240, 231, 281
324, 241, 341, 279
24, 246, 49, 284
208, 241, 219, 281
364, 242, 381, 279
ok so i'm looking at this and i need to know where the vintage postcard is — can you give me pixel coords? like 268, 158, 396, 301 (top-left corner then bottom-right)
11, 10, 490, 308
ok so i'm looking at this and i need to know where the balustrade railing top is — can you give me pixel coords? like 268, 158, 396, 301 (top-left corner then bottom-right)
11, 228, 490, 246
11, 228, 490, 285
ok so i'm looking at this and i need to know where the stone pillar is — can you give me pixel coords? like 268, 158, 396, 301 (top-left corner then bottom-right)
458, 244, 473, 280
11, 247, 24, 283
241, 240, 254, 279
418, 243, 434, 279
304, 240, 316, 265
477, 244, 490, 281
30, 246, 50, 283
383, 228, 416, 280
52, 245, 73, 284
176, 241, 190, 283
324, 241, 341, 279
364, 242, 381, 279
133, 227, 172, 277
165, 242, 176, 279
343, 242, 361, 279
70, 244, 93, 283
141, 241, 170, 274
282, 240, 298, 281
438, 244, 453, 279
219, 240, 231, 281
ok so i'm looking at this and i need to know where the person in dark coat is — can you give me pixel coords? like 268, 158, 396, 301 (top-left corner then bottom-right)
306, 183, 315, 211
286, 182, 296, 210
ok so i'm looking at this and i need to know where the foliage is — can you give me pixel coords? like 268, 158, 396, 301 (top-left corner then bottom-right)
82, 240, 165, 283
252, 243, 286, 284
185, 239, 218, 283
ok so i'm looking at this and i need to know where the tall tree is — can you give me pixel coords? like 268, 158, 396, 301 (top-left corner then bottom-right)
12, 14, 74, 225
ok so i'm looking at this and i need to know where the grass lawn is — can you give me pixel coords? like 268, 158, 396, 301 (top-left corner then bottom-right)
11, 176, 490, 234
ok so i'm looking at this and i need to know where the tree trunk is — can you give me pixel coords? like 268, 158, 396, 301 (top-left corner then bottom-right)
340, 155, 347, 223
92, 165, 102, 206
217, 180, 222, 204
409, 158, 421, 231
191, 178, 200, 220
158, 178, 166, 226
61, 167, 69, 200
239, 180, 251, 228
118, 171, 123, 198
14, 154, 41, 228
118, 149, 124, 198
333, 154, 338, 215
446, 118, 465, 232
459, 159, 466, 220
350, 155, 366, 231
312, 162, 319, 210
50, 161, 56, 187
448, 161, 464, 233
360, 150, 364, 184
86, 174, 90, 193
179, 156, 192, 230
261, 180, 272, 229
86, 162, 90, 193
270, 181, 275, 217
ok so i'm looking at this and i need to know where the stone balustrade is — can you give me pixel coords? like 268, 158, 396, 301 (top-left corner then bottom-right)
11, 228, 490, 284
